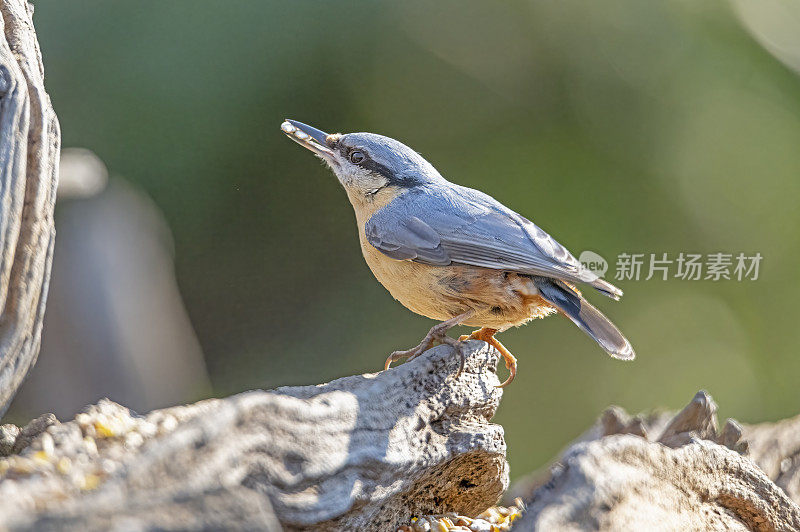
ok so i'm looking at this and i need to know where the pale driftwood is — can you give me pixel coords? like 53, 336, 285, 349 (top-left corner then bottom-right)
516, 435, 800, 531
512, 391, 800, 531
742, 413, 800, 505
0, 341, 508, 531
0, 0, 60, 415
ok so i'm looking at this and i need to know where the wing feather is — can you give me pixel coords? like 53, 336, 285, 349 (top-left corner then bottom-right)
365, 185, 604, 287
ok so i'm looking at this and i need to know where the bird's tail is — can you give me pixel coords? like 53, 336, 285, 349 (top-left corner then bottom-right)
534, 277, 635, 360
590, 277, 623, 301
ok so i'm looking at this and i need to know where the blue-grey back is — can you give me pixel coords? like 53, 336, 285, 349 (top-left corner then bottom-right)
365, 182, 599, 285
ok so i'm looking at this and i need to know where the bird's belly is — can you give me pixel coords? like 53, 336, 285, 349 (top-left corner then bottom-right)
359, 237, 555, 330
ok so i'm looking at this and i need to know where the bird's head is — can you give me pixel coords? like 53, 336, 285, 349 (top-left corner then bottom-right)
281, 119, 443, 206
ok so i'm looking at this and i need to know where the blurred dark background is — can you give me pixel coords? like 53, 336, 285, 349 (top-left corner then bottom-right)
8, 0, 800, 479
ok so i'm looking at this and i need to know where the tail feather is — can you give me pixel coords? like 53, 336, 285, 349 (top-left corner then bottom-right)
534, 277, 635, 360
590, 277, 623, 301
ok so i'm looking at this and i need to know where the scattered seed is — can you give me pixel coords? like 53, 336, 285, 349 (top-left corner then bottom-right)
398, 503, 524, 532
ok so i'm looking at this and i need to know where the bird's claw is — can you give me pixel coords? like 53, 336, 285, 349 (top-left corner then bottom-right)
384, 330, 466, 375
436, 334, 467, 379
384, 348, 423, 371
384, 331, 438, 371
390, 324, 518, 387
383, 311, 474, 376
459, 328, 517, 388
496, 352, 517, 388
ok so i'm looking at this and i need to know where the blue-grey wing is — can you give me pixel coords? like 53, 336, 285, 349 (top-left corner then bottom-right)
365, 185, 600, 286
364, 214, 450, 265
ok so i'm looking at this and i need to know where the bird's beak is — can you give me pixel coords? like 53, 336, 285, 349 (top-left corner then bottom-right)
281, 119, 336, 160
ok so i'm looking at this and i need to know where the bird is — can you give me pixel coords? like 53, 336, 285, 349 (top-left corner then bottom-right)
281, 119, 634, 387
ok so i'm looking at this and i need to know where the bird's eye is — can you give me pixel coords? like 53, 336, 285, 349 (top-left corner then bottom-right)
349, 150, 365, 164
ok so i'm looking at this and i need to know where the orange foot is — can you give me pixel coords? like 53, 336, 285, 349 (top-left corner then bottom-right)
459, 327, 517, 388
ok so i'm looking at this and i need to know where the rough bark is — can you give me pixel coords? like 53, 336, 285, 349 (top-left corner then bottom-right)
742, 413, 800, 506
0, 0, 59, 416
512, 391, 800, 531
0, 341, 508, 531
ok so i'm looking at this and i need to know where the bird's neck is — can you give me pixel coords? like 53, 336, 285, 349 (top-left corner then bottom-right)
348, 186, 409, 229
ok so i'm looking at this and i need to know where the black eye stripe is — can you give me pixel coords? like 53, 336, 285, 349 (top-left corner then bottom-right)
361, 158, 392, 178
339, 146, 422, 188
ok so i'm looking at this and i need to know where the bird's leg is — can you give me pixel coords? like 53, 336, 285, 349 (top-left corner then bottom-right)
385, 310, 474, 374
459, 327, 517, 388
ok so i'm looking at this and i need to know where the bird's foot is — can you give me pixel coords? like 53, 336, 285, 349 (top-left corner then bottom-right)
459, 327, 517, 388
458, 327, 497, 343
384, 311, 473, 377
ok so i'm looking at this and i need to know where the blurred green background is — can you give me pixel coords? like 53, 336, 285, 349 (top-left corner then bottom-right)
17, 0, 800, 478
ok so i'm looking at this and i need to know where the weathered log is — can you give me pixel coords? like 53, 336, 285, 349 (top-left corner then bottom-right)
0, 341, 508, 531
516, 435, 800, 531
742, 412, 800, 505
512, 391, 800, 531
0, 0, 60, 415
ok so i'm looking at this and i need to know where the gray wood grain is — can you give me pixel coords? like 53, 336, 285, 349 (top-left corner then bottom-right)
0, 342, 508, 531
0, 0, 59, 415
513, 391, 800, 531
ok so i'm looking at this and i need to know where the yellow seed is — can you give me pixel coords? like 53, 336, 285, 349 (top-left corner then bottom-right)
12, 458, 34, 474
79, 473, 101, 491
83, 436, 98, 455
40, 433, 55, 455
94, 421, 114, 438
480, 508, 501, 522
413, 518, 431, 532
32, 450, 51, 465
56, 457, 72, 474
468, 518, 493, 532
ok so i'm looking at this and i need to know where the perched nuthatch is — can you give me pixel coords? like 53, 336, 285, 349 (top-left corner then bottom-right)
281, 119, 634, 386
